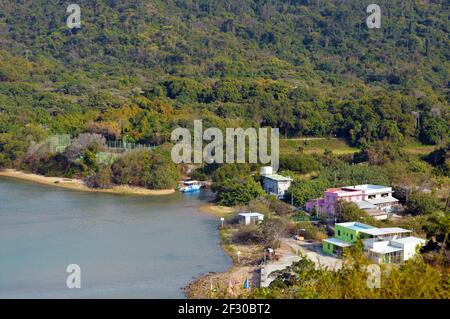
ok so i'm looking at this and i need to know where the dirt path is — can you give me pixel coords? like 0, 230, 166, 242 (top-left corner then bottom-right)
281, 137, 328, 141
282, 238, 343, 270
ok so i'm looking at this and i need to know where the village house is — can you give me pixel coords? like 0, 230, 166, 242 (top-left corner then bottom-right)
260, 166, 292, 199
322, 222, 425, 264
306, 184, 399, 219
238, 212, 265, 225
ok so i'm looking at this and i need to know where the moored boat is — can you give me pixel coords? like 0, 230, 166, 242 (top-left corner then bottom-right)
179, 180, 202, 193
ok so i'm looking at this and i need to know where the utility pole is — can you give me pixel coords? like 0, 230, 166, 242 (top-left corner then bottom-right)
316, 198, 320, 216
412, 111, 421, 130
291, 191, 294, 207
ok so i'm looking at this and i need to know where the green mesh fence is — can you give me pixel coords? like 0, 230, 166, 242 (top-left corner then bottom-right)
96, 152, 121, 165
46, 134, 71, 153
106, 140, 156, 151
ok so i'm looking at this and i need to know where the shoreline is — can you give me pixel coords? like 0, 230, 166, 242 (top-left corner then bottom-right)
187, 204, 303, 298
185, 204, 238, 298
0, 169, 175, 196
185, 204, 260, 299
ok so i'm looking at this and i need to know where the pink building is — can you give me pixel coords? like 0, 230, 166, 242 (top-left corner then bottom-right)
306, 184, 398, 218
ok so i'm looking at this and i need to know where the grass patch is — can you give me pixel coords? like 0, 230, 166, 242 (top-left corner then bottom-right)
280, 138, 359, 155
280, 138, 437, 156
200, 205, 235, 218
402, 142, 437, 154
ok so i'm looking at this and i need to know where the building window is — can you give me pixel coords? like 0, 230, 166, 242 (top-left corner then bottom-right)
338, 230, 341, 236
350, 234, 354, 240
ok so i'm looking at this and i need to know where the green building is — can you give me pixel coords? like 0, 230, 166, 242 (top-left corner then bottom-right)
322, 222, 375, 256
322, 222, 425, 264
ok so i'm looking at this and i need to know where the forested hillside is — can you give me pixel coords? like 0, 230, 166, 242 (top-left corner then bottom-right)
0, 0, 448, 165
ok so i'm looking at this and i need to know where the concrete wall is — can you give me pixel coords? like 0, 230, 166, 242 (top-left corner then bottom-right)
335, 224, 359, 243
322, 241, 334, 255
263, 179, 278, 195
263, 179, 291, 198
277, 181, 291, 197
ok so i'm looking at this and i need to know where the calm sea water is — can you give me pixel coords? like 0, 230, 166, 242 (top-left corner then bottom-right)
0, 177, 231, 298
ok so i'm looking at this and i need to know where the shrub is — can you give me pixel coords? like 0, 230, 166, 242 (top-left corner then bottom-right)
212, 163, 251, 184
112, 149, 180, 189
279, 154, 320, 174
87, 165, 113, 189
268, 197, 294, 216
85, 121, 121, 140
360, 141, 401, 165
425, 144, 450, 177
232, 225, 264, 245
24, 142, 51, 173
216, 177, 265, 206
190, 169, 208, 181
261, 217, 288, 247
64, 133, 106, 162
295, 221, 327, 241
406, 193, 442, 215
336, 201, 378, 225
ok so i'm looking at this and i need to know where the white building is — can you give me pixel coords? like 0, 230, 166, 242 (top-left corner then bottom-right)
323, 222, 426, 264
352, 184, 399, 213
238, 212, 264, 225
260, 167, 292, 199
362, 228, 426, 264
390, 237, 427, 261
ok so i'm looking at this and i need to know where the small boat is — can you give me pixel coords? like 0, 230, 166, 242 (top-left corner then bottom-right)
179, 180, 202, 193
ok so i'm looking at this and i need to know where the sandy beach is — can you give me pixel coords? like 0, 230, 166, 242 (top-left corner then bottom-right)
0, 169, 175, 196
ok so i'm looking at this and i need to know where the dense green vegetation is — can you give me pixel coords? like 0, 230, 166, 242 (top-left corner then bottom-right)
248, 251, 450, 298
0, 0, 446, 231
0, 1, 448, 167
0, 0, 448, 300
216, 176, 266, 206
111, 148, 180, 189
15, 131, 181, 189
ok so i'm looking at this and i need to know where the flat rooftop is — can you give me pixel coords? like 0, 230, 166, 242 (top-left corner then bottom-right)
329, 184, 392, 193
347, 184, 390, 191
356, 200, 377, 210
327, 187, 361, 194
263, 174, 292, 181
336, 222, 376, 231
323, 237, 353, 248
239, 212, 264, 217
366, 196, 399, 205
369, 245, 403, 254
391, 236, 426, 245
360, 227, 411, 236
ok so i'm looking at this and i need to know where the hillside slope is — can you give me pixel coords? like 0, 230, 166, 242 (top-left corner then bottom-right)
0, 0, 448, 150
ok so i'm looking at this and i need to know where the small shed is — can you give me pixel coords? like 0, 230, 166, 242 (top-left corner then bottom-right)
238, 212, 265, 225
